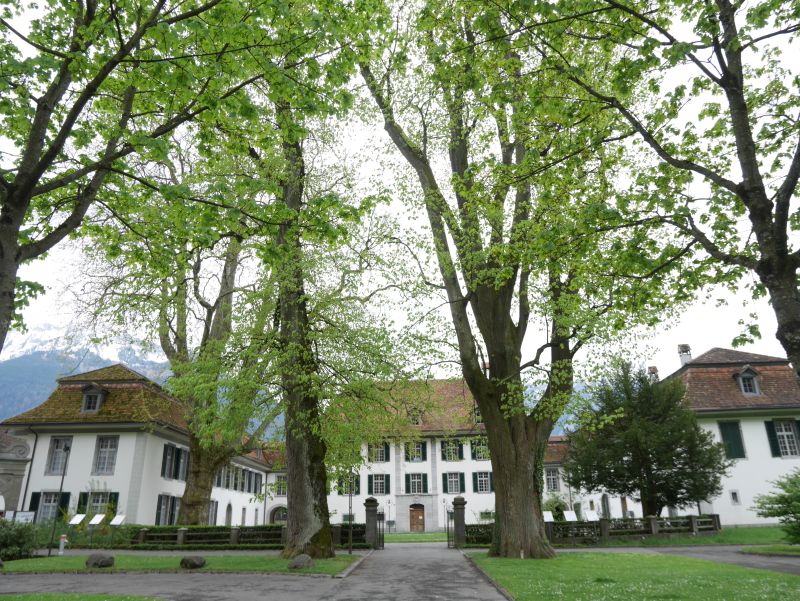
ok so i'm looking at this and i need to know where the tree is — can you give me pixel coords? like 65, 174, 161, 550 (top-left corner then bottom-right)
359, 0, 689, 557
502, 0, 800, 370
564, 361, 732, 517
754, 468, 800, 544
0, 0, 289, 354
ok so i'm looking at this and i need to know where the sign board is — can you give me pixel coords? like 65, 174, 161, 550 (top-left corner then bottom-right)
584, 510, 600, 522
69, 514, 86, 526
562, 510, 578, 522
3, 510, 14, 522
0, 494, 5, 512
542, 511, 554, 523
110, 514, 126, 527
89, 514, 105, 526
14, 511, 35, 523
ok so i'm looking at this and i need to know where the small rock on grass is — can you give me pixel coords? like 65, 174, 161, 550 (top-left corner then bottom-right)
180, 556, 207, 569
288, 553, 315, 569
86, 553, 114, 568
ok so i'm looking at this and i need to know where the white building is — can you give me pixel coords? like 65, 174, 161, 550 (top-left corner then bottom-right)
2, 365, 270, 527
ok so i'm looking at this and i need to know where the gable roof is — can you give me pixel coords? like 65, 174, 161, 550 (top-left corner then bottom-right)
2, 364, 188, 433
686, 347, 788, 366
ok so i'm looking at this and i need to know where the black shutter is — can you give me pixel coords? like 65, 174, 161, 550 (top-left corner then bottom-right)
472, 473, 478, 493
109, 492, 119, 513
77, 492, 88, 513
29, 492, 41, 512
161, 445, 169, 477
421, 442, 427, 461
405, 443, 410, 462
337, 478, 344, 496
765, 421, 782, 457
383, 442, 390, 461
405, 474, 411, 493
422, 474, 428, 493
489, 472, 495, 492
354, 475, 361, 495
385, 474, 390, 494
169, 496, 177, 525
58, 492, 71, 519
442, 473, 448, 494
458, 442, 464, 460
471, 441, 477, 460
155, 495, 163, 525
719, 422, 746, 459
173, 448, 182, 479
183, 451, 190, 481
441, 442, 447, 461
368, 475, 374, 495
459, 473, 465, 494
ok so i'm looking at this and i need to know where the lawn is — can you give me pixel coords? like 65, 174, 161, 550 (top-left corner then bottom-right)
600, 525, 787, 547
0, 554, 357, 575
0, 593, 166, 601
740, 544, 800, 557
471, 552, 800, 601
385, 532, 447, 543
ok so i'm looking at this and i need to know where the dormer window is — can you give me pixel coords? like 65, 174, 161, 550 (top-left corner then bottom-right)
735, 367, 760, 395
408, 408, 423, 425
81, 384, 107, 413
474, 404, 482, 424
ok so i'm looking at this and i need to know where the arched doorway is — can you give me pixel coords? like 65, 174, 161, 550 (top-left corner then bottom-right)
409, 503, 425, 532
270, 506, 288, 525
225, 503, 232, 526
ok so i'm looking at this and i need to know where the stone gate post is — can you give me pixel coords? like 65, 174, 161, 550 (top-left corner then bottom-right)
453, 496, 466, 548
364, 497, 379, 548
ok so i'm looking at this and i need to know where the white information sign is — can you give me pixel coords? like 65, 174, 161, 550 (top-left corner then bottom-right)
3, 510, 14, 522
14, 511, 35, 523
562, 510, 578, 522
69, 514, 86, 526
584, 510, 600, 522
89, 514, 105, 526
542, 511, 554, 523
110, 514, 126, 527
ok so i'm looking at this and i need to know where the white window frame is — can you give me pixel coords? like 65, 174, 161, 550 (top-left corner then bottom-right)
472, 437, 490, 461
38, 492, 60, 522
545, 467, 560, 492
409, 473, 424, 494
45, 436, 72, 475
775, 420, 800, 457
476, 472, 490, 493
447, 472, 461, 494
739, 374, 758, 394
730, 490, 741, 505
89, 491, 110, 515
368, 443, 387, 462
373, 474, 386, 495
408, 441, 424, 462
275, 474, 288, 496
83, 393, 100, 412
92, 436, 119, 475
442, 440, 460, 461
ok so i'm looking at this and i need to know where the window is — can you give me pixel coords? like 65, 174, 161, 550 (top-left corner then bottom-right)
338, 474, 360, 495
444, 472, 464, 494
275, 474, 287, 496
408, 408, 423, 425
38, 492, 60, 522
83, 394, 99, 412
342, 513, 355, 523
45, 436, 72, 475
740, 375, 757, 394
92, 436, 119, 475
474, 471, 492, 493
161, 444, 189, 481
241, 507, 247, 526
479, 510, 495, 521
471, 437, 490, 461
545, 467, 560, 492
409, 473, 424, 494
208, 500, 219, 525
474, 404, 482, 424
441, 440, 462, 461
405, 441, 426, 462
155, 494, 180, 525
254, 508, 259, 525
368, 443, 389, 462
718, 421, 746, 459
775, 420, 800, 457
730, 490, 741, 505
254, 473, 263, 495
89, 491, 110, 514
369, 474, 388, 495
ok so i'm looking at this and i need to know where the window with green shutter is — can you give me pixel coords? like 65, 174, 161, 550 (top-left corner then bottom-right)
718, 421, 746, 459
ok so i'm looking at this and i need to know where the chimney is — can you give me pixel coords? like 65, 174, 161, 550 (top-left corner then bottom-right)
647, 366, 659, 382
678, 344, 692, 366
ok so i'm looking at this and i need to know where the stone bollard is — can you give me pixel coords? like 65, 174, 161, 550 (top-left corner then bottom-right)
230, 526, 240, 545
138, 528, 149, 544
647, 516, 659, 535
281, 525, 288, 545
545, 521, 553, 543
331, 524, 342, 547
364, 497, 379, 549
177, 527, 188, 545
711, 514, 722, 531
688, 515, 699, 535
599, 518, 610, 542
453, 496, 466, 548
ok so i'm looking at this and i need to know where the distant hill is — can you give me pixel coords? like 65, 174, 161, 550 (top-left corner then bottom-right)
0, 349, 169, 422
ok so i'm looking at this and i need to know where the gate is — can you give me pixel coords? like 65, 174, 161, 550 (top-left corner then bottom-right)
446, 507, 455, 548
376, 510, 385, 550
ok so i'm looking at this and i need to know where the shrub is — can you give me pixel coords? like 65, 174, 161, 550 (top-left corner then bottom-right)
543, 496, 568, 521
0, 520, 38, 561
753, 468, 800, 544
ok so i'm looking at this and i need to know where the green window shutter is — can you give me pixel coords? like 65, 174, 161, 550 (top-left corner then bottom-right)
385, 474, 390, 494
421, 442, 427, 461
459, 473, 465, 494
383, 442, 390, 461
718, 422, 746, 459
368, 475, 374, 495
109, 492, 120, 513
489, 473, 495, 492
405, 474, 411, 493
458, 442, 464, 460
472, 472, 478, 492
160, 445, 169, 477
155, 495, 163, 525
58, 492, 71, 519
29, 492, 41, 512
471, 442, 476, 461
765, 421, 782, 457
441, 442, 447, 461
422, 474, 428, 493
354, 475, 361, 495
173, 448, 182, 479
337, 478, 344, 496
442, 473, 448, 494
168, 496, 177, 525
404, 444, 410, 462
77, 492, 88, 513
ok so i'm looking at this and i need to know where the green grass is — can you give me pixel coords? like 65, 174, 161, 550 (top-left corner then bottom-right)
740, 544, 800, 557
601, 525, 787, 547
385, 532, 447, 543
471, 552, 800, 600
0, 593, 166, 601
0, 554, 357, 575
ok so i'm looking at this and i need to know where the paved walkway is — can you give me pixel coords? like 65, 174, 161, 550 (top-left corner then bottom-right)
0, 544, 505, 601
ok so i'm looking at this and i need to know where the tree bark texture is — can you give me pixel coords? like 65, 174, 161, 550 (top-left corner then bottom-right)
276, 127, 334, 559
177, 434, 226, 525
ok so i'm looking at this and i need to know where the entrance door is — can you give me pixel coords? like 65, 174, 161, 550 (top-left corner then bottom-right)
409, 504, 425, 532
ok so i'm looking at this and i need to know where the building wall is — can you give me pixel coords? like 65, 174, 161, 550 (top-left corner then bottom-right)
700, 414, 800, 525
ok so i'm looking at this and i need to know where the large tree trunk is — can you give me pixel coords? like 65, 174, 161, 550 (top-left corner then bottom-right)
0, 232, 20, 355
760, 269, 800, 377
276, 126, 334, 559
177, 434, 224, 525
